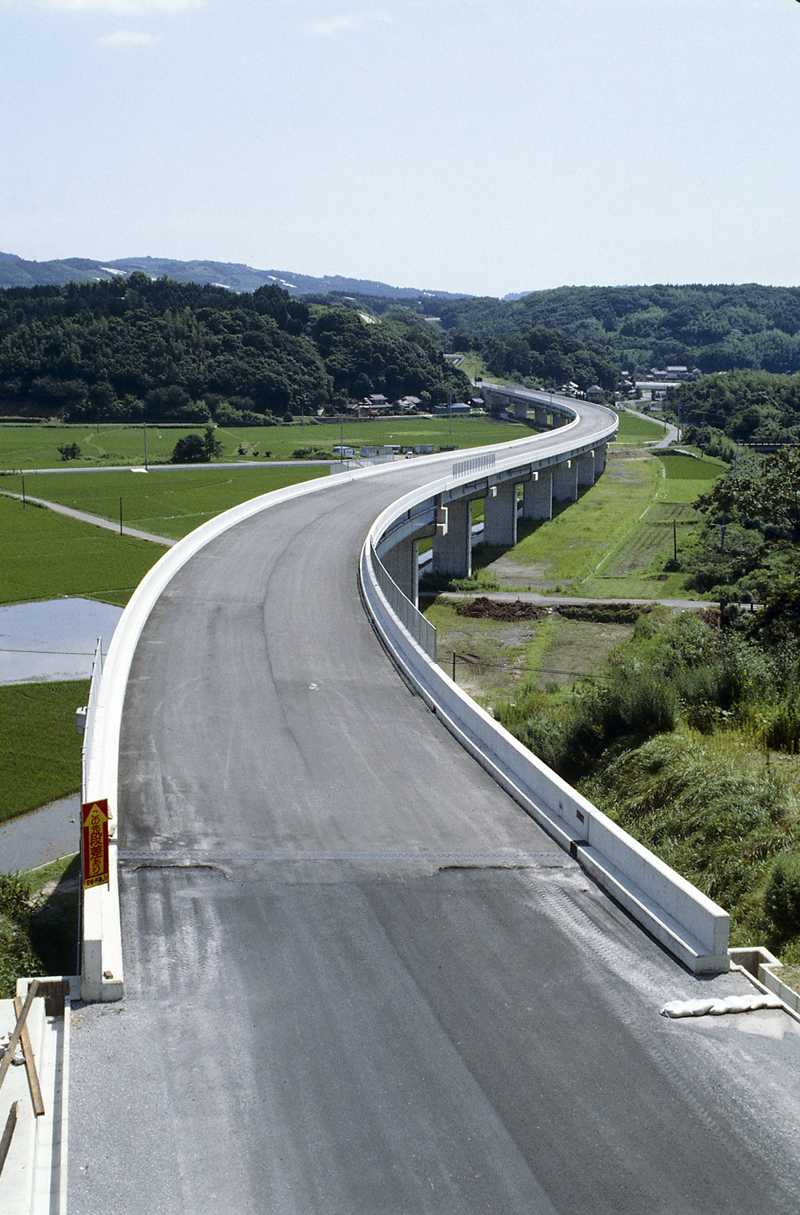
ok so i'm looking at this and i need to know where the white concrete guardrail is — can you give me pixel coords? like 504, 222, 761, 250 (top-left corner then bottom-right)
360, 401, 731, 976
79, 417, 577, 1000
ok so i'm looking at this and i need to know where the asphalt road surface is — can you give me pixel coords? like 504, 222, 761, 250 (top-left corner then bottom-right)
69, 407, 800, 1214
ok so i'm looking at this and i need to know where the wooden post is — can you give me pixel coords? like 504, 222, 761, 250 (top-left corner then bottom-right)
13, 995, 45, 1116
0, 980, 39, 1093
0, 1101, 18, 1176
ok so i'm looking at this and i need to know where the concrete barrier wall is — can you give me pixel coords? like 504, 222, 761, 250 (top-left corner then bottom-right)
361, 418, 731, 975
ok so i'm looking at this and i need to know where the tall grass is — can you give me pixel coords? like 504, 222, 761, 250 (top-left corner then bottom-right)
497, 609, 800, 959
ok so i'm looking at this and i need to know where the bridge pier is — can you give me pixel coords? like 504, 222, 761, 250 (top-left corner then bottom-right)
594, 444, 607, 477
534, 406, 549, 429
432, 497, 472, 579
577, 451, 595, 489
553, 458, 579, 503
484, 481, 518, 547
513, 401, 528, 420
383, 537, 419, 607
522, 468, 553, 521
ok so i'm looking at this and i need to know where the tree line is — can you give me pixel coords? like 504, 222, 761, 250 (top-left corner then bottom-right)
0, 276, 470, 422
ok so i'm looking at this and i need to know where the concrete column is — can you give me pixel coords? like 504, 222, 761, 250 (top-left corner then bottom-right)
522, 468, 553, 521
383, 537, 418, 607
432, 497, 472, 579
484, 481, 518, 547
513, 401, 528, 420
534, 406, 548, 429
577, 451, 595, 489
553, 458, 579, 503
594, 445, 607, 477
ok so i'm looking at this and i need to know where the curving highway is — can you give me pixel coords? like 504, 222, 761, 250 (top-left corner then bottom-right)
69, 393, 800, 1214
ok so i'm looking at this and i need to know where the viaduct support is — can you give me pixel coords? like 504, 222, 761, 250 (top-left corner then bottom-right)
432, 498, 472, 580
522, 468, 553, 521
577, 451, 595, 489
534, 406, 548, 429
513, 401, 528, 421
383, 537, 419, 607
553, 459, 579, 503
594, 445, 607, 477
484, 481, 518, 547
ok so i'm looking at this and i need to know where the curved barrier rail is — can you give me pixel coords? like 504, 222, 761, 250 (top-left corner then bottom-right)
372, 547, 437, 658
359, 403, 731, 976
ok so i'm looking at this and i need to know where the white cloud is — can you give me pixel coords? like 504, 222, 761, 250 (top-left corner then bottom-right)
301, 10, 391, 38
97, 27, 161, 45
39, 0, 204, 13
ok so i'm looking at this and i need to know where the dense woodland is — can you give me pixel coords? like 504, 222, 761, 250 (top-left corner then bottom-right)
0, 277, 469, 422
431, 284, 800, 376
674, 371, 800, 448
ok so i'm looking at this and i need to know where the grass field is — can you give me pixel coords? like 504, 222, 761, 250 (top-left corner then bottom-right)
0, 494, 164, 606
462, 449, 725, 599
612, 410, 668, 446
0, 415, 528, 470
0, 680, 88, 821
9, 464, 329, 541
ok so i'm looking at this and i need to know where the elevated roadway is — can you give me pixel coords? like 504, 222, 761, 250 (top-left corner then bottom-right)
69, 390, 800, 1213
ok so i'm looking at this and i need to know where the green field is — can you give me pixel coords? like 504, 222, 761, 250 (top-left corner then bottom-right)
0, 681, 88, 821
0, 416, 528, 470
10, 464, 329, 541
462, 449, 724, 599
612, 410, 668, 446
0, 494, 165, 606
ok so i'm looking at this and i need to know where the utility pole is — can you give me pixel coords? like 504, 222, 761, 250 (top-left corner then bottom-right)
673, 518, 678, 563
119, 498, 123, 537
21, 473, 26, 509
339, 414, 344, 464
143, 424, 149, 470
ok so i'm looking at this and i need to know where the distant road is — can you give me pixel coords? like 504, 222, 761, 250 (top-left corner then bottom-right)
438, 589, 714, 611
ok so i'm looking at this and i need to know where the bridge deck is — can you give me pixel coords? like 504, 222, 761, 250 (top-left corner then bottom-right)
69, 411, 800, 1213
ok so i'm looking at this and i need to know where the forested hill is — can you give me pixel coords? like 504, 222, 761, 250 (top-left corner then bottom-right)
0, 276, 469, 421
433, 284, 800, 375
0, 252, 466, 301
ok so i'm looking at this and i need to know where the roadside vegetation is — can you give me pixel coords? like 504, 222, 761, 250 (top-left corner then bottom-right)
0, 680, 88, 821
0, 856, 79, 997
495, 607, 800, 960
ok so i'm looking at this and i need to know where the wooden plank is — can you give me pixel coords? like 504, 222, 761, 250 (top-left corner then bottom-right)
0, 1100, 19, 1176
0, 979, 39, 1093
13, 995, 45, 1117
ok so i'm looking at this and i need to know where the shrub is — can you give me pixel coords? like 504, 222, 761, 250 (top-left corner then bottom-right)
171, 434, 207, 463
764, 855, 800, 936
57, 441, 81, 461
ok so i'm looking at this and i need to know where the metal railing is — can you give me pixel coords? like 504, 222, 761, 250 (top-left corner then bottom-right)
372, 546, 437, 659
451, 452, 496, 479
80, 638, 103, 804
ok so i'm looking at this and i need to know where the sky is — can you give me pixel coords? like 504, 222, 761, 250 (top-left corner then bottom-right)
1, 0, 799, 297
